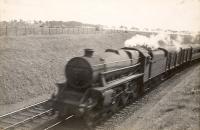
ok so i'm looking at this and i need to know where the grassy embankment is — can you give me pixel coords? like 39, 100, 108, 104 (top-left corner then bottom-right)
0, 33, 135, 104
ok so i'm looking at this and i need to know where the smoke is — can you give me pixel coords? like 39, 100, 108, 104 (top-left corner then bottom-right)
124, 33, 187, 51
124, 34, 150, 48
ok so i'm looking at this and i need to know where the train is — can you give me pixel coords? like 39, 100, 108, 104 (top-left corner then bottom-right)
50, 43, 200, 126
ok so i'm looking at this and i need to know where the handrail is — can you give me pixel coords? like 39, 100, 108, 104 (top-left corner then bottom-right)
101, 63, 141, 75
94, 73, 144, 92
92, 57, 141, 67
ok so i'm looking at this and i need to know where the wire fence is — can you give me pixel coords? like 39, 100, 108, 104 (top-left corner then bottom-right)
0, 26, 126, 36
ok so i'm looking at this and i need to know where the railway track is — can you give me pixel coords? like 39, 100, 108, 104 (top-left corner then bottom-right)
0, 100, 54, 130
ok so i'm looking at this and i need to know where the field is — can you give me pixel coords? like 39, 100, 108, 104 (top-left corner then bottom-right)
0, 33, 135, 104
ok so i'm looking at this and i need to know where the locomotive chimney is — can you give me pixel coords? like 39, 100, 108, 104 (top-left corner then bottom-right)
84, 49, 94, 57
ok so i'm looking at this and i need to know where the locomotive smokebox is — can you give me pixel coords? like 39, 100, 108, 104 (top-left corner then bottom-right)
84, 49, 94, 57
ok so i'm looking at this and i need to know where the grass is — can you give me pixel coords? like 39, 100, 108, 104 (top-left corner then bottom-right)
0, 33, 135, 104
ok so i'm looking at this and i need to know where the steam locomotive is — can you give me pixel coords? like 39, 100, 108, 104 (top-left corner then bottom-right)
51, 44, 200, 125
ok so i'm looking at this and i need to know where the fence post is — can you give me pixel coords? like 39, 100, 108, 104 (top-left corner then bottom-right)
25, 26, 27, 35
5, 24, 8, 36
41, 26, 43, 35
16, 26, 18, 36
49, 27, 51, 35
32, 27, 35, 35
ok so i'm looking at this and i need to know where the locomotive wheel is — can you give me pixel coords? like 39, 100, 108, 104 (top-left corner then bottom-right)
85, 118, 94, 128
121, 93, 129, 106
111, 98, 121, 113
126, 82, 141, 105
84, 111, 99, 128
132, 84, 140, 98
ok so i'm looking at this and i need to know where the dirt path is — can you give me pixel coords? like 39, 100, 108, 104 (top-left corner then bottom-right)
95, 63, 200, 130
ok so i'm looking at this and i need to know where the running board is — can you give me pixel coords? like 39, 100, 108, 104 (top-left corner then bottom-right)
93, 73, 143, 92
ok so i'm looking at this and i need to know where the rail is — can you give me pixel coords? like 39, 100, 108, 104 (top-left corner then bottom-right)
3, 109, 53, 130
44, 115, 74, 130
0, 100, 52, 130
0, 100, 48, 118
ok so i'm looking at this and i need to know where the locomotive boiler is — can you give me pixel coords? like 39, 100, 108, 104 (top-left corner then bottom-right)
66, 48, 140, 89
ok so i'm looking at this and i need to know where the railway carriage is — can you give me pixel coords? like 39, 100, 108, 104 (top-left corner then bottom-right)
159, 46, 178, 71
181, 45, 192, 64
191, 44, 200, 61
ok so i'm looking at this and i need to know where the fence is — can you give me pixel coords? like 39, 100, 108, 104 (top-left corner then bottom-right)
0, 26, 126, 36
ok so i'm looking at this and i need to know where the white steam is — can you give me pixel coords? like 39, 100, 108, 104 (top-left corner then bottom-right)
124, 33, 187, 51
124, 35, 150, 48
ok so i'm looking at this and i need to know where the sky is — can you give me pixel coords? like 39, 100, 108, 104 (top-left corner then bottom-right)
0, 0, 200, 31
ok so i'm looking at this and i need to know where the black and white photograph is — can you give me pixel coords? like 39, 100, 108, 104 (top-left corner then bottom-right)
0, 0, 200, 130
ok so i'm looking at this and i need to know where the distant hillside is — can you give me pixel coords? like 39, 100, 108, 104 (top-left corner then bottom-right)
0, 20, 99, 28
42, 21, 87, 27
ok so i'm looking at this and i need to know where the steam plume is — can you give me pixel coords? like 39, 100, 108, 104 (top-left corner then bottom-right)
124, 33, 187, 51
